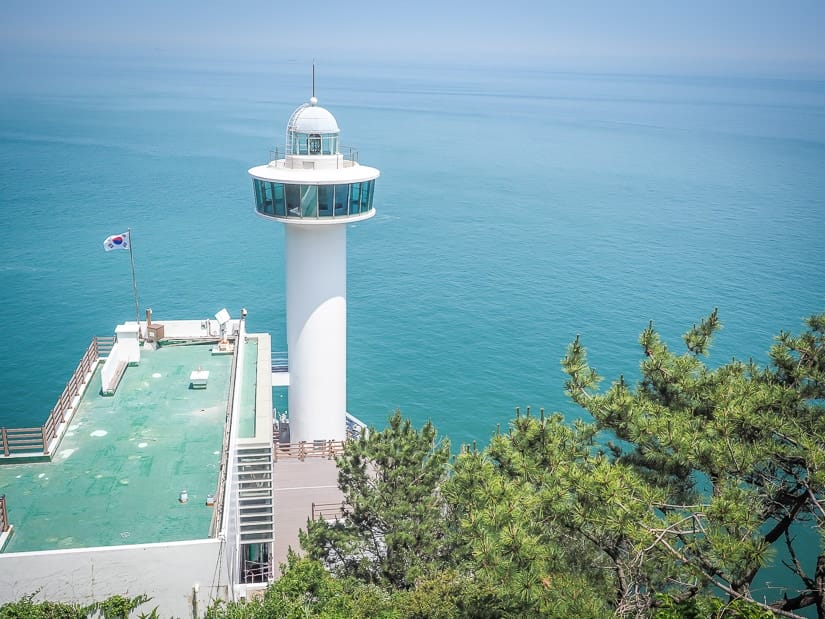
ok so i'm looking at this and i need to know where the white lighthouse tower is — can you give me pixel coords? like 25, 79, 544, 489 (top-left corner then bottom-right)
248, 93, 379, 444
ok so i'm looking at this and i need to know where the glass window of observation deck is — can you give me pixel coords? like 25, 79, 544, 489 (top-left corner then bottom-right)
334, 185, 349, 216
360, 180, 373, 213
254, 180, 287, 216
319, 185, 333, 216
254, 180, 273, 215
348, 183, 361, 215
301, 185, 318, 217
285, 184, 300, 216
254, 180, 372, 219
272, 183, 285, 215
253, 180, 262, 212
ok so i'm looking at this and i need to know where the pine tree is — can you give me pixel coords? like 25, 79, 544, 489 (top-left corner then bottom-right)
300, 410, 454, 589
560, 311, 825, 617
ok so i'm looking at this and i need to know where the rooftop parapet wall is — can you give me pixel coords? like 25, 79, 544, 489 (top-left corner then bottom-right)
0, 538, 228, 618
133, 319, 241, 340
242, 333, 273, 445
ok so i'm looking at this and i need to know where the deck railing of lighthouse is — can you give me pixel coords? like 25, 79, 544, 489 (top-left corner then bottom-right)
268, 146, 360, 165
1, 336, 111, 459
273, 440, 345, 462
272, 414, 367, 461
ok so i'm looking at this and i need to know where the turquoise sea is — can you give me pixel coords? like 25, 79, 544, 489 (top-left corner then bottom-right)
0, 54, 824, 452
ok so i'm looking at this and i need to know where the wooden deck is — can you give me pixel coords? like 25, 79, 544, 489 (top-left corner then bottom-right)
272, 458, 343, 576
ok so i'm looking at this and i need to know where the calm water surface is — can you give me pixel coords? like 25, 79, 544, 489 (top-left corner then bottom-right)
0, 56, 823, 448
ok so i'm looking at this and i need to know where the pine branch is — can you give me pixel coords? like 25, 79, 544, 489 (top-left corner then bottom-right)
782, 529, 813, 589
655, 534, 807, 619
805, 483, 825, 520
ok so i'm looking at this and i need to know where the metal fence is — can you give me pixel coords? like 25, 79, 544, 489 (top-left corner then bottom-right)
273, 440, 345, 462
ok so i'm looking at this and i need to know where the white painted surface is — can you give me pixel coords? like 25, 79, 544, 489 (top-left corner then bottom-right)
0, 539, 229, 618
128, 319, 241, 339
221, 319, 245, 588
189, 370, 209, 387
99, 342, 123, 393
271, 371, 290, 387
253, 207, 375, 226
114, 323, 141, 363
288, 104, 339, 133
248, 162, 380, 184
285, 224, 347, 442
253, 333, 274, 443
253, 206, 375, 226
0, 527, 12, 552
100, 323, 141, 392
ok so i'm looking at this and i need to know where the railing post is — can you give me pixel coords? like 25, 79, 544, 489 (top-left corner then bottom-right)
1, 428, 8, 457
0, 494, 7, 533
41, 426, 48, 454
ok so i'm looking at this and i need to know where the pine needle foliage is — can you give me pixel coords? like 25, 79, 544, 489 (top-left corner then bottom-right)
300, 410, 453, 589
562, 311, 825, 617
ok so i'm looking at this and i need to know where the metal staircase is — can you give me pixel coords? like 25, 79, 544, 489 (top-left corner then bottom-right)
236, 444, 274, 544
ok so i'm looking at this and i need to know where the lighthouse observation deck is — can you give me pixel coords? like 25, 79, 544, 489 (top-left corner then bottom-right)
250, 175, 376, 222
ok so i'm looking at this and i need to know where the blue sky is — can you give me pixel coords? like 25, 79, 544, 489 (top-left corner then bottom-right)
2, 0, 824, 76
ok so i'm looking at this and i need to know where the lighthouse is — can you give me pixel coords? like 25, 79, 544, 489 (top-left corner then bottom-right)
248, 94, 379, 444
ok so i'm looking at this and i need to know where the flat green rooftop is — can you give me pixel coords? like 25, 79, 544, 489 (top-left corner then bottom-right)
0, 342, 231, 553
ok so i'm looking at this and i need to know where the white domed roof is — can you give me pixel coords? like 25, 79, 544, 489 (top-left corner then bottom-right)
288, 100, 339, 134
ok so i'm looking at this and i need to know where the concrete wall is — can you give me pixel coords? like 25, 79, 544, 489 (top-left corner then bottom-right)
252, 333, 274, 443
143, 319, 240, 340
223, 321, 245, 595
0, 538, 229, 618
99, 342, 124, 393
114, 324, 141, 363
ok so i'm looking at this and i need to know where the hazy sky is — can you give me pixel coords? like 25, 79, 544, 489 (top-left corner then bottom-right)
2, 0, 824, 76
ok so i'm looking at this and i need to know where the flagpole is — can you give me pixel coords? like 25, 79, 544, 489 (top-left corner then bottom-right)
127, 227, 141, 338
